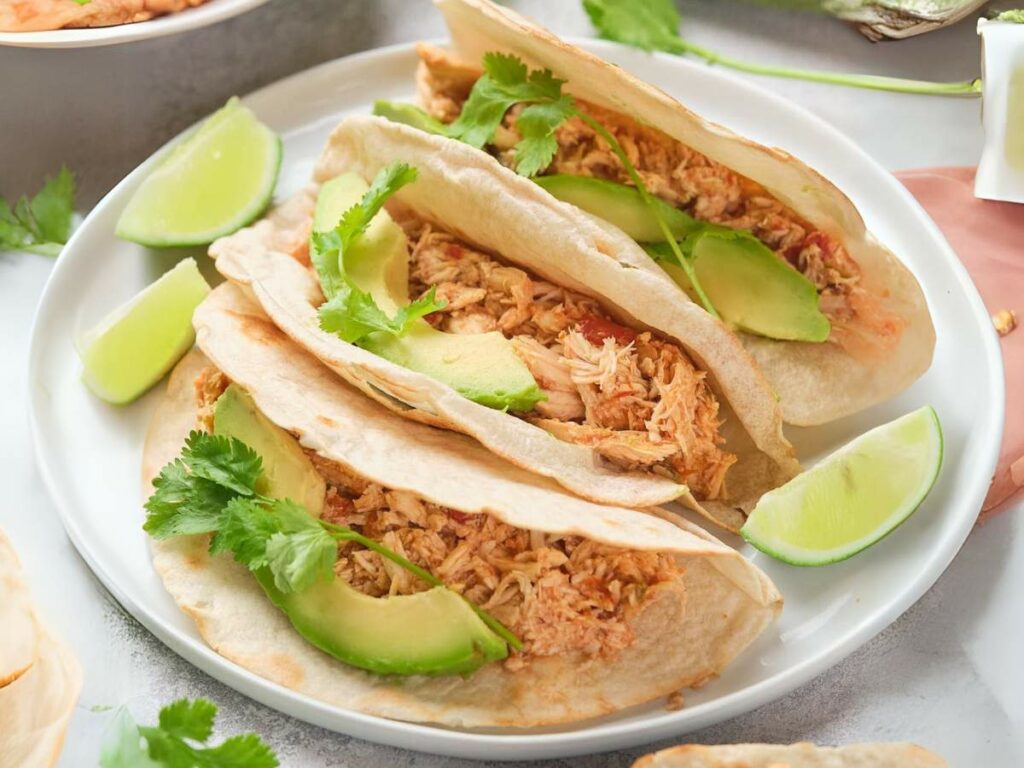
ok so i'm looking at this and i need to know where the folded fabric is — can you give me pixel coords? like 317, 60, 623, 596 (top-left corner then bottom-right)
896, 167, 1023, 518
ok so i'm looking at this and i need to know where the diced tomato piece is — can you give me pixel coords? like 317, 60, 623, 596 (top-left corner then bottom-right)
578, 314, 637, 346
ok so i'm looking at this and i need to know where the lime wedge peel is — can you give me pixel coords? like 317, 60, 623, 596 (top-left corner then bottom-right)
115, 97, 281, 247
78, 258, 210, 405
741, 406, 943, 566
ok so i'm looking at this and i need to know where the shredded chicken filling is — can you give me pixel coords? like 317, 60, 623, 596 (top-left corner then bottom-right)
415, 44, 904, 358
403, 218, 736, 500
192, 367, 683, 668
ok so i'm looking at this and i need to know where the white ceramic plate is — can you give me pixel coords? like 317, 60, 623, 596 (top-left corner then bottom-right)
0, 0, 270, 48
29, 40, 1003, 760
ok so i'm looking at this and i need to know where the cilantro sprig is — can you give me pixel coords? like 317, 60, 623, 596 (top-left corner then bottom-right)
0, 166, 76, 257
583, 0, 981, 97
442, 53, 719, 316
447, 55, 577, 177
144, 430, 520, 648
311, 163, 446, 344
99, 698, 278, 768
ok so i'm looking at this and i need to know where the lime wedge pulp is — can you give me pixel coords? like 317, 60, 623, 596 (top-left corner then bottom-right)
79, 258, 210, 405
115, 97, 281, 247
741, 406, 943, 566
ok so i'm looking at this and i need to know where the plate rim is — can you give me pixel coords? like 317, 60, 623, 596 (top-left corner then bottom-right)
26, 38, 1005, 760
0, 0, 271, 49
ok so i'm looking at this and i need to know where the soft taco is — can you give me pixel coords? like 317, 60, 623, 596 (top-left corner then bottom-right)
142, 282, 781, 727
212, 115, 800, 532
382, 0, 935, 427
632, 742, 947, 767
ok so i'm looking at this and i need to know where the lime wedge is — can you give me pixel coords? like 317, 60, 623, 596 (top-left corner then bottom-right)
115, 97, 281, 247
741, 406, 943, 566
79, 258, 210, 404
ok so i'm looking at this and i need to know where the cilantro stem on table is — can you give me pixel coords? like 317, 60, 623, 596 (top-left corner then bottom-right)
144, 430, 520, 648
0, 166, 77, 256
100, 698, 278, 768
583, 0, 982, 97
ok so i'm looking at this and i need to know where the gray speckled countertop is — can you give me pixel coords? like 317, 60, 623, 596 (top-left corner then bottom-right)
1, 1, 1022, 765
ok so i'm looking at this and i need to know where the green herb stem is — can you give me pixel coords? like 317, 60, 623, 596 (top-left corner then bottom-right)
670, 39, 981, 96
323, 521, 523, 650
574, 112, 720, 316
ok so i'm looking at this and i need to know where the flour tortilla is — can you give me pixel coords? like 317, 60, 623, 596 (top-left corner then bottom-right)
0, 529, 39, 689
0, 532, 82, 768
429, 0, 935, 427
144, 282, 782, 727
212, 116, 799, 531
632, 742, 947, 767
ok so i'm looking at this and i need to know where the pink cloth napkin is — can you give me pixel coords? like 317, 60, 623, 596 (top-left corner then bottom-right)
896, 167, 1023, 520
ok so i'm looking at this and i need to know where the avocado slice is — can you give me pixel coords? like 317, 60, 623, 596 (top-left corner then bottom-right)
650, 232, 831, 342
212, 384, 508, 675
373, 101, 450, 137
535, 174, 698, 242
538, 174, 830, 343
314, 173, 544, 411
254, 571, 507, 675
213, 385, 326, 516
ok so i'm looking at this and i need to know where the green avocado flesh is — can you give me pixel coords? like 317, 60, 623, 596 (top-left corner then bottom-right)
538, 174, 830, 343
314, 173, 544, 411
535, 174, 698, 242
213, 385, 326, 516
255, 571, 507, 675
212, 385, 507, 675
372, 101, 450, 137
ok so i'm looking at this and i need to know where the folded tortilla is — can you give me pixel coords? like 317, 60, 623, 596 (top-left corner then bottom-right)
0, 530, 81, 768
418, 0, 935, 427
0, 530, 38, 690
212, 115, 799, 532
144, 282, 782, 727
633, 742, 947, 767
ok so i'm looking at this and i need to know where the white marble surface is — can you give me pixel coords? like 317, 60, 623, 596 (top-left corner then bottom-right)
1, 1, 1022, 765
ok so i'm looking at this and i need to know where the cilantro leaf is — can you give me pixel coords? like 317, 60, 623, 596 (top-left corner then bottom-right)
513, 98, 576, 178
209, 497, 283, 568
211, 497, 323, 575
311, 163, 447, 344
157, 699, 217, 742
264, 526, 338, 593
181, 431, 262, 497
143, 431, 262, 539
447, 52, 573, 172
582, 0, 684, 54
319, 284, 445, 343
101, 698, 278, 768
0, 166, 76, 257
144, 459, 237, 539
311, 162, 418, 302
200, 734, 279, 768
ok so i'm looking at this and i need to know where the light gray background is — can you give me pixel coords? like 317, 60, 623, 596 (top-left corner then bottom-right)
1, 1, 1022, 766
